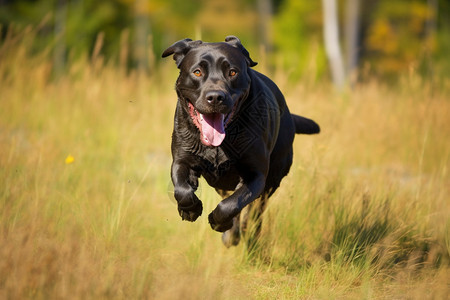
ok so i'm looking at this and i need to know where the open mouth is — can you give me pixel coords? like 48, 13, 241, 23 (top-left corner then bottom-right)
187, 101, 235, 147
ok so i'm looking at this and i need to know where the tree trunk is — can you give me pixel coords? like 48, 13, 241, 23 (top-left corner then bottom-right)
322, 0, 346, 89
257, 0, 273, 52
424, 0, 437, 78
134, 0, 150, 73
345, 0, 360, 85
54, 0, 67, 75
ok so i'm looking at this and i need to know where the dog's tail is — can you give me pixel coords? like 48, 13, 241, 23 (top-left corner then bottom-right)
292, 114, 320, 134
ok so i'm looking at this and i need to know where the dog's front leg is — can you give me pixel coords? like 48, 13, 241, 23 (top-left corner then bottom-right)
172, 160, 203, 221
208, 172, 266, 232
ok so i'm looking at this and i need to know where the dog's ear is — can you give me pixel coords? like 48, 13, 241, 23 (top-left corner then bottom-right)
225, 36, 258, 67
162, 39, 203, 68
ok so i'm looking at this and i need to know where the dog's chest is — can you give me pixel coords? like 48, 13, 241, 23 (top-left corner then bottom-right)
198, 147, 239, 189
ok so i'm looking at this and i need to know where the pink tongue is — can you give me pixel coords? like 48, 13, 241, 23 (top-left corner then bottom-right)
200, 113, 226, 146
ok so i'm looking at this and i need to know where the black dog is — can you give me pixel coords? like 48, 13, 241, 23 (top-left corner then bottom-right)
162, 36, 319, 247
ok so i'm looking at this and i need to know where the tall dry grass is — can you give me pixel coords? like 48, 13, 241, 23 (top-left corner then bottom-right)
0, 27, 449, 299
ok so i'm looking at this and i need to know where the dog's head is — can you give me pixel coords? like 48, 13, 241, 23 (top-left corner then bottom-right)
162, 36, 257, 147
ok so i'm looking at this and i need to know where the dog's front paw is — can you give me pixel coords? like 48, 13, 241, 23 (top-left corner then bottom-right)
208, 213, 233, 232
178, 200, 202, 221
176, 191, 203, 222
208, 201, 238, 232
208, 208, 234, 232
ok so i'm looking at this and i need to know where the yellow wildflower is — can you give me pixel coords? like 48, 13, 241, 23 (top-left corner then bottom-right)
65, 155, 75, 164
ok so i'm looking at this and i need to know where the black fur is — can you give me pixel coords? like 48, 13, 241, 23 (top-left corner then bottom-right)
162, 36, 319, 246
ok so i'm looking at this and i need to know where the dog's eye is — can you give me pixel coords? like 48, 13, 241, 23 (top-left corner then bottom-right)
193, 70, 202, 77
229, 70, 237, 77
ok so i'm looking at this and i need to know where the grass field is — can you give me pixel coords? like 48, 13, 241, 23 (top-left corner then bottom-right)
1, 29, 449, 299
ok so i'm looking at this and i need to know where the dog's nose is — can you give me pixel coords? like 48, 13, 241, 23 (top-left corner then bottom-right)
206, 91, 226, 105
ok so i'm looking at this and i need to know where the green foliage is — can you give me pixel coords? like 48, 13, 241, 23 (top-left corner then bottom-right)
364, 0, 435, 76
0, 0, 132, 59
1, 0, 449, 80
272, 0, 327, 81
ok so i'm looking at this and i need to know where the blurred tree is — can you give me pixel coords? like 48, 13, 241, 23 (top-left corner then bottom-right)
272, 0, 327, 81
1, 0, 448, 80
363, 0, 437, 77
257, 0, 273, 52
195, 0, 257, 43
345, 0, 360, 85
322, 0, 345, 88
54, 0, 68, 74
0, 0, 133, 65
434, 0, 450, 75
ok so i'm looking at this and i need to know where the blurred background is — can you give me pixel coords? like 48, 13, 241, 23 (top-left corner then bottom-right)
1, 0, 449, 85
1, 1, 449, 298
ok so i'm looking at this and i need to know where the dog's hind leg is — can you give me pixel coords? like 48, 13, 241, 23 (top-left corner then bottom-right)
219, 191, 267, 248
217, 189, 242, 247
240, 196, 267, 251
222, 215, 241, 247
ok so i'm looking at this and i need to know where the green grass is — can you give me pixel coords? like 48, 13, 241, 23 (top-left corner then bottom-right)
1, 28, 449, 299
